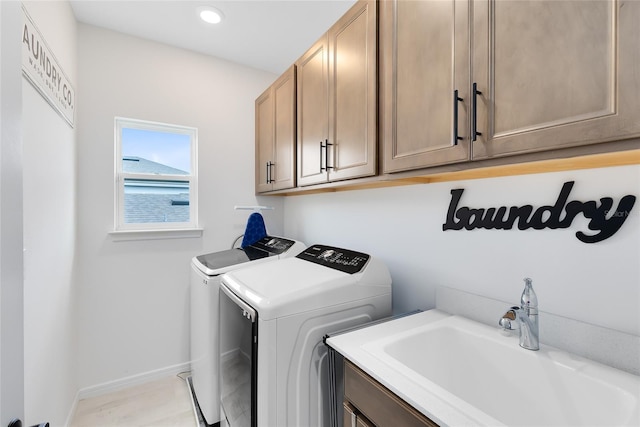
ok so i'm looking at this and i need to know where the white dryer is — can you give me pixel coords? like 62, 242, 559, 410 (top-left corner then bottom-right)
190, 236, 305, 426
219, 244, 392, 427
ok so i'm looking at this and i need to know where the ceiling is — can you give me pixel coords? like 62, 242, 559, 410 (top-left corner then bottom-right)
70, 0, 357, 75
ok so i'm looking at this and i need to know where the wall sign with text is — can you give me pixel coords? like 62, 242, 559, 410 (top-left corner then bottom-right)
21, 6, 75, 128
442, 181, 636, 243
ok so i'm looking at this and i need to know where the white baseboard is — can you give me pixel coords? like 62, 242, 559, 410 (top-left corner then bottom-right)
77, 361, 192, 400
64, 389, 80, 427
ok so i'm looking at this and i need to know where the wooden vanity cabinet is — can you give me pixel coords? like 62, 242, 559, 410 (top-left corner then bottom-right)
297, 0, 377, 186
343, 359, 438, 427
381, 0, 640, 173
255, 65, 296, 193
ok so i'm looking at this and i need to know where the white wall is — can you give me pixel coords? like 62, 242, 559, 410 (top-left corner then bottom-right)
21, 2, 78, 426
75, 24, 281, 392
284, 165, 640, 337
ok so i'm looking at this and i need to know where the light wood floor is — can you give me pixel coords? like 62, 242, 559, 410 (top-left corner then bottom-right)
70, 375, 197, 427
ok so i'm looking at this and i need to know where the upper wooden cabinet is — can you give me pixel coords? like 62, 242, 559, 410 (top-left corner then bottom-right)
381, 0, 471, 173
255, 65, 296, 193
473, 0, 640, 159
296, 35, 329, 186
297, 0, 377, 186
382, 0, 640, 173
257, 0, 638, 194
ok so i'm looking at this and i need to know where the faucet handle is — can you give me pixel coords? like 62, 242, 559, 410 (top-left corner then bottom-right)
521, 278, 538, 310
499, 306, 520, 330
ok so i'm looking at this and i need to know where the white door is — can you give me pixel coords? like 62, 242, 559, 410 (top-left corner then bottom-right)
0, 1, 25, 425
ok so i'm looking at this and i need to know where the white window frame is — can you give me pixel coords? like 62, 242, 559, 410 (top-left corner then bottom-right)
113, 117, 199, 237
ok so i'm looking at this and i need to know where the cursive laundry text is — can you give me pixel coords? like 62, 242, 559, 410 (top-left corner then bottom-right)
442, 181, 636, 243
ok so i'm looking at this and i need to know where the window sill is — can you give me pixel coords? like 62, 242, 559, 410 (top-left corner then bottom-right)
109, 228, 204, 242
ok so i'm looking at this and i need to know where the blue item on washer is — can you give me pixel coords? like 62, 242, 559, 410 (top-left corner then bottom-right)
241, 212, 267, 248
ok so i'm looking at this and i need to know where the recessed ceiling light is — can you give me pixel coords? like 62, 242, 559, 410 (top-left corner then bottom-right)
198, 6, 224, 24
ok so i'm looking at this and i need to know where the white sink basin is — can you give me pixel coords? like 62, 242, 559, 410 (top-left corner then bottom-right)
328, 310, 640, 426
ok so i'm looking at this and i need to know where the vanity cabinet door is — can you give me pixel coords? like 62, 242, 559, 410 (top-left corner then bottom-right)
381, 0, 471, 173
472, 0, 640, 159
357, 417, 375, 427
344, 359, 438, 427
255, 65, 296, 193
344, 402, 375, 427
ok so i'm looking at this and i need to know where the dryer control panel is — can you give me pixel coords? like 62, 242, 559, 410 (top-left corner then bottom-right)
296, 245, 370, 274
250, 236, 297, 255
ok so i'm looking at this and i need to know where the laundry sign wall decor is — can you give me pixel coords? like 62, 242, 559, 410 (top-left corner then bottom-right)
21, 5, 75, 127
442, 181, 636, 243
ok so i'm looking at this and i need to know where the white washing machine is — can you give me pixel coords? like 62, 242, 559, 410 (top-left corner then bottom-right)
190, 236, 305, 426
218, 244, 392, 427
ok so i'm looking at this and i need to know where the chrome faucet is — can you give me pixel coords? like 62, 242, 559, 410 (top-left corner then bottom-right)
499, 278, 539, 351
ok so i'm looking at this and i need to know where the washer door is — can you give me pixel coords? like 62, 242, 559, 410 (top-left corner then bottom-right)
190, 265, 220, 424
219, 284, 257, 427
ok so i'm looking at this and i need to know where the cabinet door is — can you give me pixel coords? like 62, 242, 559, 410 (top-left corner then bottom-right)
328, 0, 377, 182
472, 0, 640, 159
297, 35, 330, 186
356, 416, 375, 427
381, 0, 471, 173
255, 87, 274, 193
344, 402, 376, 427
344, 402, 358, 427
344, 360, 438, 427
272, 65, 296, 191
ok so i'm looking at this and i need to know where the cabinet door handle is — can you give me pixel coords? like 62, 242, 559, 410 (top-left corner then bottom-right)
453, 90, 464, 145
472, 82, 483, 142
325, 139, 334, 171
320, 139, 333, 172
266, 161, 274, 184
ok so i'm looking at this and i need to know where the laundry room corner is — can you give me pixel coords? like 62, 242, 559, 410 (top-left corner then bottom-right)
73, 22, 278, 398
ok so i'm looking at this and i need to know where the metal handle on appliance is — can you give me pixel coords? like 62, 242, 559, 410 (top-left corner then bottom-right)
472, 82, 483, 142
320, 140, 325, 172
453, 90, 463, 145
220, 284, 257, 322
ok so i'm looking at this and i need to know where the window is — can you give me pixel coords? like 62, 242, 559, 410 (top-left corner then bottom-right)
114, 117, 198, 233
